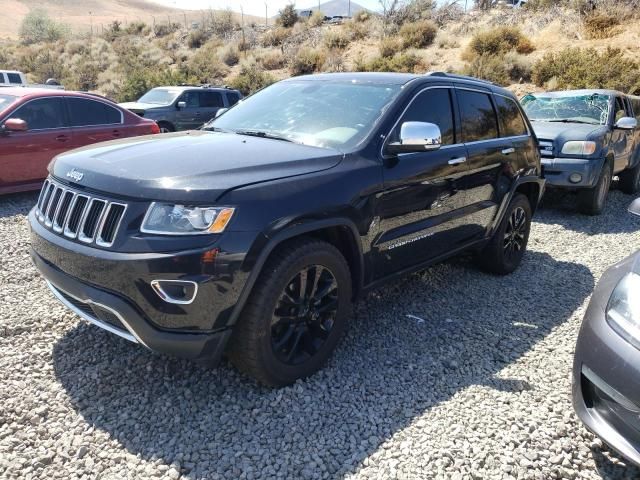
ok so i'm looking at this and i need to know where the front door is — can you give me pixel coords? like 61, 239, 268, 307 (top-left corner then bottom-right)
198, 91, 225, 126
175, 91, 203, 131
375, 86, 471, 278
611, 96, 635, 173
0, 97, 71, 188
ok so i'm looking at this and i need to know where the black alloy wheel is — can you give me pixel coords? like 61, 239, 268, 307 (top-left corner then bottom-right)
503, 206, 527, 261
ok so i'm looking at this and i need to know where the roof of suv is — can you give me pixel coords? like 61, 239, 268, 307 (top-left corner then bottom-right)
152, 85, 241, 92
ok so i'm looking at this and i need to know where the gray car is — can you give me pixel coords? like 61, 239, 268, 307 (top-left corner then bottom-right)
119, 85, 242, 133
522, 90, 640, 215
573, 198, 640, 465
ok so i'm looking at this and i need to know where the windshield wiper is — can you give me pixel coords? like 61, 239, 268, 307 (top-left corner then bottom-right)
233, 130, 294, 143
546, 119, 599, 125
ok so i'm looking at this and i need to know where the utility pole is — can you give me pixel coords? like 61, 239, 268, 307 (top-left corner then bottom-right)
348, 0, 351, 17
265, 2, 268, 26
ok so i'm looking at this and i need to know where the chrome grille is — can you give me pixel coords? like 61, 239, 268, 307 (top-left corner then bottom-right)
538, 140, 554, 157
35, 178, 127, 248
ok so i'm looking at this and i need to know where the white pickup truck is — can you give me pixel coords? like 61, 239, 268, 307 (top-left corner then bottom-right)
0, 70, 63, 89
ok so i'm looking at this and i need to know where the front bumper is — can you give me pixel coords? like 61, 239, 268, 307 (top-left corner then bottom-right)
573, 253, 640, 466
541, 156, 605, 188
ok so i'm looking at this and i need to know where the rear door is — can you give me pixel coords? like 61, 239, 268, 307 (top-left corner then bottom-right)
65, 97, 125, 148
198, 91, 225, 125
0, 97, 71, 186
455, 87, 515, 239
375, 85, 471, 277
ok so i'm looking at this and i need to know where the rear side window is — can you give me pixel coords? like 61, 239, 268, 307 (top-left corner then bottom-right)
226, 91, 241, 106
8, 97, 66, 129
7, 73, 22, 84
200, 91, 224, 108
494, 95, 528, 137
458, 90, 499, 142
394, 88, 456, 145
67, 98, 122, 126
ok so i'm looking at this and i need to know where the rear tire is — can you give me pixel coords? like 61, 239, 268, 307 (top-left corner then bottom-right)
157, 122, 175, 133
578, 161, 611, 215
476, 193, 532, 275
619, 161, 640, 195
227, 237, 352, 387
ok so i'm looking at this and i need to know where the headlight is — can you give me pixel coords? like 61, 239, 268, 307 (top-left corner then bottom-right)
141, 203, 235, 235
606, 272, 640, 349
561, 141, 597, 155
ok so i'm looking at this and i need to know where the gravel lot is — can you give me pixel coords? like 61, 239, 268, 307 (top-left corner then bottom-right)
1, 188, 640, 480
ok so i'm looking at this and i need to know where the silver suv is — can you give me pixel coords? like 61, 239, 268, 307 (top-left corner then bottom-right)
119, 85, 242, 133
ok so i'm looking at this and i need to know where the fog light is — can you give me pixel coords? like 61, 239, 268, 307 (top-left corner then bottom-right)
151, 280, 198, 304
569, 173, 583, 184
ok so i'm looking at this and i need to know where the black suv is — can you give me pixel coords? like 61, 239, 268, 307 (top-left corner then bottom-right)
29, 73, 544, 386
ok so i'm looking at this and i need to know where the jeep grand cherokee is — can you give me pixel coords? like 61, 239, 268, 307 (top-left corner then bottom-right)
29, 72, 544, 386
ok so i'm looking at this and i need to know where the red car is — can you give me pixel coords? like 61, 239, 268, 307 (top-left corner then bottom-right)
0, 88, 160, 194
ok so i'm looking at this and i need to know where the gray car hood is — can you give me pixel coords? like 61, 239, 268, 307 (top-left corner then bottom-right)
530, 121, 607, 142
118, 102, 167, 112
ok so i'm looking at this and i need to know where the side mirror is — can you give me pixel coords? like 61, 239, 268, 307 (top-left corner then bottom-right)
387, 122, 442, 155
615, 117, 637, 130
215, 108, 228, 118
2, 118, 28, 133
177, 101, 187, 109
630, 198, 640, 217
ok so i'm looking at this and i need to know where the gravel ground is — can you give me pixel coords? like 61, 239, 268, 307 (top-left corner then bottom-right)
1, 188, 640, 480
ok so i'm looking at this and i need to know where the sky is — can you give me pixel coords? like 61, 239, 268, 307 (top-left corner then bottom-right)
151, 0, 389, 17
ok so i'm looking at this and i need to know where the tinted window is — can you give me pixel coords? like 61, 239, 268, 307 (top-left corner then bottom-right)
7, 73, 22, 84
495, 95, 528, 137
458, 90, 498, 142
200, 91, 224, 108
226, 92, 241, 106
181, 91, 200, 108
67, 98, 121, 126
394, 88, 455, 145
8, 98, 66, 130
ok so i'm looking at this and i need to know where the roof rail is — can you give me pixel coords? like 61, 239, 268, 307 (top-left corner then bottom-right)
425, 71, 496, 86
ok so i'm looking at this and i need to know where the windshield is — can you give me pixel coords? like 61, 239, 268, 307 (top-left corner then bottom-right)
205, 81, 403, 149
138, 88, 182, 105
521, 93, 611, 125
0, 94, 17, 111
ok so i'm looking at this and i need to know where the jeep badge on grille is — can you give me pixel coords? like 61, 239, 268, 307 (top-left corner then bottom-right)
66, 169, 84, 182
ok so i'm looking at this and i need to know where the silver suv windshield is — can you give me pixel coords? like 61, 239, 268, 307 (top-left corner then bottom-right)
205, 81, 403, 149
521, 93, 611, 125
138, 88, 182, 105
0, 94, 17, 110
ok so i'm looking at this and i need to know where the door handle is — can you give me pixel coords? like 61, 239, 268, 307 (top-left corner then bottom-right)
55, 135, 69, 142
112, 130, 121, 137
501, 147, 516, 155
194, 112, 201, 117
448, 157, 467, 165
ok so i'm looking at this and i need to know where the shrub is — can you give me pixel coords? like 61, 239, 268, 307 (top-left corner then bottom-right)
153, 22, 180, 37
187, 29, 210, 49
532, 47, 640, 94
19, 9, 69, 45
356, 52, 421, 73
125, 21, 149, 35
353, 10, 371, 22
220, 43, 241, 66
290, 47, 326, 76
117, 68, 191, 102
278, 4, 299, 28
229, 59, 275, 95
464, 27, 535, 61
399, 20, 438, 49
209, 9, 237, 37
18, 46, 67, 83
583, 13, 620, 39
259, 50, 286, 70
344, 19, 369, 40
261, 27, 290, 47
187, 43, 229, 83
308, 11, 325, 27
379, 37, 402, 58
463, 51, 532, 85
324, 29, 351, 49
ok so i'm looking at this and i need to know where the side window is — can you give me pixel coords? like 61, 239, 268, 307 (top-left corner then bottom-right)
8, 97, 66, 130
7, 73, 22, 84
614, 97, 626, 123
200, 91, 224, 108
67, 98, 122, 126
494, 95, 528, 137
226, 92, 241, 106
0, 73, 7, 83
181, 91, 200, 108
458, 90, 499, 142
393, 88, 455, 145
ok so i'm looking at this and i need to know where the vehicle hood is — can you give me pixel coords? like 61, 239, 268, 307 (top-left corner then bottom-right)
530, 121, 607, 142
49, 131, 343, 202
118, 102, 166, 112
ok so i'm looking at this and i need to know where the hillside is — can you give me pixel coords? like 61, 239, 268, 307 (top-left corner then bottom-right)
298, 0, 367, 17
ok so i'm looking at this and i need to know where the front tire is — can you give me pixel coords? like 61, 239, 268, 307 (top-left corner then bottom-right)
227, 238, 352, 387
578, 162, 611, 215
619, 161, 640, 195
476, 193, 532, 275
157, 121, 175, 133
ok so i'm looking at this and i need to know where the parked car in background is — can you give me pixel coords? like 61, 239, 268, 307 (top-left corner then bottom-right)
119, 85, 243, 133
0, 88, 160, 195
522, 90, 640, 215
29, 72, 544, 386
573, 198, 640, 466
0, 70, 63, 89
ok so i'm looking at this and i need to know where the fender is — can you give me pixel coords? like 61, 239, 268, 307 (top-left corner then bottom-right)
489, 175, 546, 236
225, 217, 365, 327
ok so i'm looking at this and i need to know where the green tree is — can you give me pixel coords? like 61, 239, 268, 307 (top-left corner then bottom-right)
19, 9, 69, 45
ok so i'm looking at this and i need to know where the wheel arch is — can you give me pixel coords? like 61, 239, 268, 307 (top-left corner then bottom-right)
227, 218, 365, 327
489, 176, 544, 236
